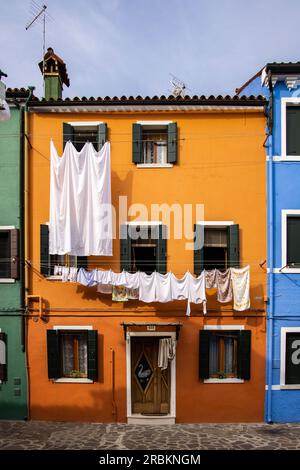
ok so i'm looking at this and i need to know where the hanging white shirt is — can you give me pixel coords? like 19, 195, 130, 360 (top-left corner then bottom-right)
49, 140, 113, 256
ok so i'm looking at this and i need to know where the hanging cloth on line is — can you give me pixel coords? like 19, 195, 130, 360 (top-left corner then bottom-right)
231, 265, 250, 311
49, 140, 113, 256
158, 338, 176, 370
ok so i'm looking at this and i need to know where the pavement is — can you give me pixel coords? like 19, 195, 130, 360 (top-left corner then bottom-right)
0, 421, 300, 450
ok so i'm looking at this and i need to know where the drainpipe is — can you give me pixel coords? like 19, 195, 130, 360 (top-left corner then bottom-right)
266, 71, 274, 423
23, 85, 35, 420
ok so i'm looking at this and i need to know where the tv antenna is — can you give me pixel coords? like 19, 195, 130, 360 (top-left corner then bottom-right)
26, 2, 53, 91
169, 74, 187, 98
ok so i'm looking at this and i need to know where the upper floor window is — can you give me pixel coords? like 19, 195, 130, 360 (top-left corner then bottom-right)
281, 210, 300, 272
0, 227, 19, 281
120, 223, 167, 274
40, 224, 87, 278
132, 122, 177, 166
194, 222, 240, 274
286, 105, 300, 156
63, 122, 107, 152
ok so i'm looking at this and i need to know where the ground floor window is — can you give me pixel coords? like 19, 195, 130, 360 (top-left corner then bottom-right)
208, 331, 238, 379
47, 328, 98, 381
61, 331, 88, 378
199, 328, 251, 381
281, 328, 300, 386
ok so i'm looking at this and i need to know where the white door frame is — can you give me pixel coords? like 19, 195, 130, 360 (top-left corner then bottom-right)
126, 331, 176, 421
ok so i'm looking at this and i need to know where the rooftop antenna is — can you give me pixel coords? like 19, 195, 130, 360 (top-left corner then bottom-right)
169, 74, 187, 98
25, 1, 53, 93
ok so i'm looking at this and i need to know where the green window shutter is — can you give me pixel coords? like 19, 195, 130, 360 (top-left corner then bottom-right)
46, 330, 60, 379
227, 224, 240, 268
0, 332, 7, 382
199, 330, 210, 379
77, 257, 88, 270
194, 223, 204, 275
167, 122, 177, 163
286, 106, 300, 156
63, 123, 74, 149
237, 330, 251, 380
287, 216, 300, 266
120, 224, 131, 271
40, 224, 50, 276
156, 225, 167, 274
132, 123, 143, 163
98, 123, 107, 150
87, 330, 98, 381
10, 228, 19, 280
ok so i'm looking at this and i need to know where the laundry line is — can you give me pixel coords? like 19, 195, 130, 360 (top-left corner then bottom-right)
54, 265, 250, 316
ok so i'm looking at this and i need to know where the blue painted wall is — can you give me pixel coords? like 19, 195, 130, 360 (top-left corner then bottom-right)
265, 76, 300, 423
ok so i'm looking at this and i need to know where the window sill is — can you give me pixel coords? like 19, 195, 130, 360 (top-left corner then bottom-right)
273, 156, 300, 162
0, 278, 16, 284
46, 275, 63, 281
274, 268, 300, 274
203, 378, 244, 384
53, 378, 93, 384
280, 384, 300, 390
136, 163, 173, 168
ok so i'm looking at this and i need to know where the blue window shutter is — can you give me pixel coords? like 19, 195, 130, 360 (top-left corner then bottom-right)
227, 224, 240, 268
199, 330, 210, 379
87, 330, 98, 381
237, 330, 251, 380
167, 122, 177, 163
46, 330, 60, 379
132, 123, 143, 163
40, 224, 50, 276
63, 123, 74, 149
98, 123, 107, 150
194, 224, 204, 275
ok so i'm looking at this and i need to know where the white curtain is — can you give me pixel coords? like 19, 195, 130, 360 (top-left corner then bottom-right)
49, 140, 112, 256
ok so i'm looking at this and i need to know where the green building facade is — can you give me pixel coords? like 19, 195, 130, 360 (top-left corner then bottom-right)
0, 87, 29, 419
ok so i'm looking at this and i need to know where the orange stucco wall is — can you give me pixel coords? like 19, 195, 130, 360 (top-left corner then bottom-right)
28, 109, 266, 422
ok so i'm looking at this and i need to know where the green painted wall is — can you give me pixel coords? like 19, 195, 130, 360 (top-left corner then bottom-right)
0, 106, 27, 420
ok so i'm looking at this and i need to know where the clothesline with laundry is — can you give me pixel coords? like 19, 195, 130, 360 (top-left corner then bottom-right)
55, 265, 250, 315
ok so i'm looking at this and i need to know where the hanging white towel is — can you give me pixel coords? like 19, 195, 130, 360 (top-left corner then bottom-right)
139, 272, 157, 302
156, 272, 173, 303
158, 338, 176, 370
49, 140, 112, 256
231, 265, 250, 311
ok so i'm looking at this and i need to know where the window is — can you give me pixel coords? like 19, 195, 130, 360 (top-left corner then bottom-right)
63, 122, 107, 152
199, 328, 251, 381
40, 224, 87, 277
287, 216, 300, 267
47, 329, 98, 381
194, 223, 239, 274
280, 328, 300, 388
132, 122, 177, 165
120, 224, 167, 274
286, 105, 300, 157
0, 332, 7, 383
0, 228, 19, 280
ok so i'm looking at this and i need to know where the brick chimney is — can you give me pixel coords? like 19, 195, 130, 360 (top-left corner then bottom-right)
39, 47, 70, 100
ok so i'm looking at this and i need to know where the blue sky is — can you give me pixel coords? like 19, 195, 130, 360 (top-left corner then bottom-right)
2, 0, 300, 98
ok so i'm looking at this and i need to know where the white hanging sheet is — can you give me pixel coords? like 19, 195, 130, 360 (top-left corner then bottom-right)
49, 140, 112, 256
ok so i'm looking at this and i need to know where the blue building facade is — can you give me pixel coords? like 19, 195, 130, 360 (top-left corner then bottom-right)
240, 63, 300, 422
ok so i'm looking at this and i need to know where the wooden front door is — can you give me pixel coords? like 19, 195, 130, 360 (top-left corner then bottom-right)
131, 337, 170, 415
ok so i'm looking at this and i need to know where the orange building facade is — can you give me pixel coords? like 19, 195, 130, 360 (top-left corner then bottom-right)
26, 79, 267, 423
